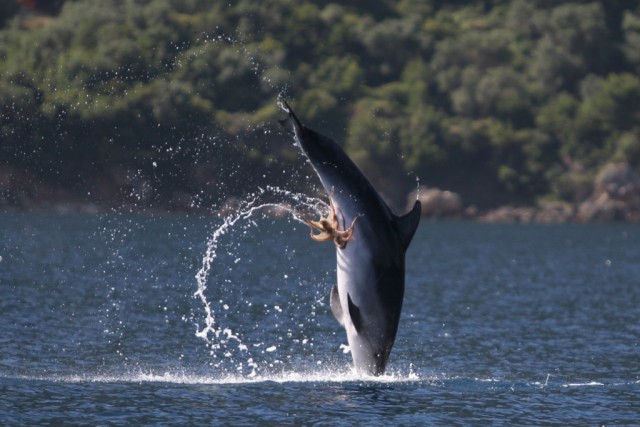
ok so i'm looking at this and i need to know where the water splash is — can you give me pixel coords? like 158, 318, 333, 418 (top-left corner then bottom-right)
193, 186, 327, 376
7, 370, 636, 390
2, 367, 426, 385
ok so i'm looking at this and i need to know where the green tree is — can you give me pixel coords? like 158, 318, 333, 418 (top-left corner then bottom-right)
2, 0, 640, 210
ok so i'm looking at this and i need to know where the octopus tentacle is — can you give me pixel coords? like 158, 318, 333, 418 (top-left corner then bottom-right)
302, 192, 360, 249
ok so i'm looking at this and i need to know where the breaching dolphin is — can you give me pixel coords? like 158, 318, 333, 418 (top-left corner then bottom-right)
279, 101, 421, 375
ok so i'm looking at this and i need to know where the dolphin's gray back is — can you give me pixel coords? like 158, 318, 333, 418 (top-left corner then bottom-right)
280, 103, 420, 254
284, 115, 385, 199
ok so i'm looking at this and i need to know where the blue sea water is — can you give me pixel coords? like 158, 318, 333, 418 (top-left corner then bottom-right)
0, 210, 638, 425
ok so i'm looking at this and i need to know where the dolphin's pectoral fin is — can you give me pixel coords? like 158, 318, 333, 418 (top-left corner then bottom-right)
393, 200, 422, 251
330, 285, 344, 326
347, 293, 363, 334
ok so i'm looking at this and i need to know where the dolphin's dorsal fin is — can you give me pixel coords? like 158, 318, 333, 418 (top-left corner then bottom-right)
347, 293, 363, 333
330, 284, 344, 326
393, 200, 421, 251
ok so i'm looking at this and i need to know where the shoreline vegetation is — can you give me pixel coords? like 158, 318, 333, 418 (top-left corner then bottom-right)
3, 162, 639, 223
2, 1, 640, 222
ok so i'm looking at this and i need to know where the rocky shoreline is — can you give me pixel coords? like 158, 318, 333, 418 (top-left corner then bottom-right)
410, 162, 640, 223
2, 162, 640, 223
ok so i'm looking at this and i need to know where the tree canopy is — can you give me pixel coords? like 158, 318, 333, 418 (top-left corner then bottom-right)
1, 0, 640, 211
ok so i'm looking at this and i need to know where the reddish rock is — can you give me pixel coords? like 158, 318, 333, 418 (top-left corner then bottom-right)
578, 162, 640, 222
409, 186, 463, 218
478, 206, 536, 223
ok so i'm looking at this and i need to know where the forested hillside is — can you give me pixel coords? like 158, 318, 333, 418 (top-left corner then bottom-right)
1, 0, 640, 214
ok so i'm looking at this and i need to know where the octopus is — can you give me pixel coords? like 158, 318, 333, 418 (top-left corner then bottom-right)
304, 194, 360, 249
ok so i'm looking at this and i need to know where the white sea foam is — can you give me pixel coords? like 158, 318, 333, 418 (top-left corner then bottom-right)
5, 370, 637, 389
562, 381, 605, 387
5, 368, 424, 386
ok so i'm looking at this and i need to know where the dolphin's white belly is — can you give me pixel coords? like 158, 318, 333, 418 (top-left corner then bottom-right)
335, 235, 381, 335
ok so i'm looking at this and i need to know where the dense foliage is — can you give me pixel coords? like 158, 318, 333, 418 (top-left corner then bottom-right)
2, 0, 640, 209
